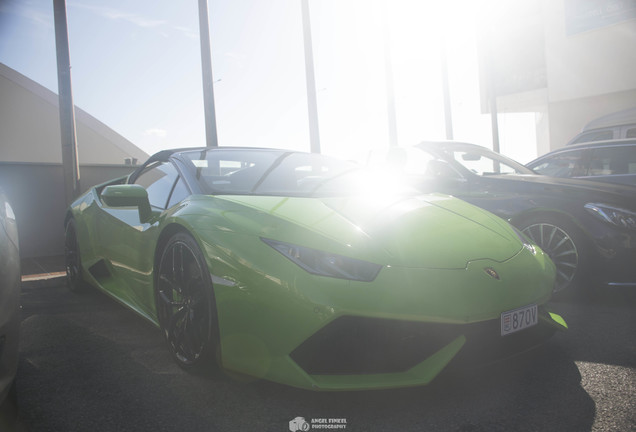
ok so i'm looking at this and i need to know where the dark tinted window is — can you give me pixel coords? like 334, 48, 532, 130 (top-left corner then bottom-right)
134, 162, 179, 209
625, 128, 636, 138
589, 146, 636, 176
167, 177, 190, 208
531, 150, 585, 177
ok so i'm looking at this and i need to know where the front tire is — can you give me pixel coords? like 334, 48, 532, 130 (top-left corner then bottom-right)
155, 232, 219, 372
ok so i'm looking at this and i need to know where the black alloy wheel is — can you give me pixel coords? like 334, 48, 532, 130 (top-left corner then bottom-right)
65, 219, 86, 292
156, 232, 218, 371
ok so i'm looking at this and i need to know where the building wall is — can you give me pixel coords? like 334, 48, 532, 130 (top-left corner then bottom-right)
485, 1, 636, 155
543, 0, 636, 150
0, 163, 136, 258
0, 63, 149, 258
0, 63, 148, 165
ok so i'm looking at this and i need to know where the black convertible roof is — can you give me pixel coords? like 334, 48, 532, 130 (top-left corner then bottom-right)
128, 147, 204, 183
128, 146, 293, 184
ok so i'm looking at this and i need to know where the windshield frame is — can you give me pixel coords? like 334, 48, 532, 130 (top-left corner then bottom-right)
420, 142, 535, 177
174, 147, 402, 198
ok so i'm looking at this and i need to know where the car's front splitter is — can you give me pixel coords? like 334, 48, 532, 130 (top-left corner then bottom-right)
267, 307, 567, 391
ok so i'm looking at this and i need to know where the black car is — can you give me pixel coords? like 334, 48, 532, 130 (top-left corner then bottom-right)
370, 141, 636, 296
527, 139, 636, 186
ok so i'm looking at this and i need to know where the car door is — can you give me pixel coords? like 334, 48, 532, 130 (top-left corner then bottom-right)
97, 162, 181, 318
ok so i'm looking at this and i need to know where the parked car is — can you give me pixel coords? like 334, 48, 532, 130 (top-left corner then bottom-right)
567, 107, 636, 145
64, 147, 566, 391
0, 188, 20, 420
370, 141, 636, 295
527, 139, 636, 186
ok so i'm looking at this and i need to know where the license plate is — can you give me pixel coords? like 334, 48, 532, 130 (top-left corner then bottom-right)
501, 304, 538, 336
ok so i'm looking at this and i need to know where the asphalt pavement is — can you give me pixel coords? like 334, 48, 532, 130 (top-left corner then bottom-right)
3, 278, 635, 432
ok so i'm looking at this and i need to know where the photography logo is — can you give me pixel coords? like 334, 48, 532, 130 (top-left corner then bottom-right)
289, 417, 347, 430
289, 417, 310, 432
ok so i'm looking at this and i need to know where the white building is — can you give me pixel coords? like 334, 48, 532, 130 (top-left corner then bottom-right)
487, 0, 636, 155
0, 62, 147, 165
0, 62, 148, 258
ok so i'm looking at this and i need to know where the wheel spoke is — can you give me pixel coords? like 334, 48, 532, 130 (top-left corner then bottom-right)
552, 236, 570, 252
182, 311, 201, 360
523, 226, 539, 245
168, 307, 187, 348
546, 226, 558, 250
158, 289, 185, 308
553, 249, 576, 259
158, 274, 183, 296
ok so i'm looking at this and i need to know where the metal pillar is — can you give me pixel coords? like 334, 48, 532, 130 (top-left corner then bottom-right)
381, 1, 398, 147
487, 45, 500, 154
440, 39, 453, 140
198, 0, 219, 147
300, 0, 321, 154
490, 90, 500, 154
53, 0, 80, 205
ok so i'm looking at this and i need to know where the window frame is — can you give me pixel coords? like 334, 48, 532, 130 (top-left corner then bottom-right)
131, 161, 183, 210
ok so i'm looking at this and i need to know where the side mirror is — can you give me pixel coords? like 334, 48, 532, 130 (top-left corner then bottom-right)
101, 184, 152, 222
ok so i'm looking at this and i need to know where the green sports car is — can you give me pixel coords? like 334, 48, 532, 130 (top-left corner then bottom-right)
65, 147, 566, 391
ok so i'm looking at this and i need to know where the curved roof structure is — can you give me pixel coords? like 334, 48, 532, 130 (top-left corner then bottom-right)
0, 62, 148, 165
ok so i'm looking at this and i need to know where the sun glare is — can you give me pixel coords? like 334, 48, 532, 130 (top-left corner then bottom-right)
313, 0, 508, 163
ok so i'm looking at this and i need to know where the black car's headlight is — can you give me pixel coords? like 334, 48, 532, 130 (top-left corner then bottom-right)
262, 238, 382, 282
585, 203, 636, 230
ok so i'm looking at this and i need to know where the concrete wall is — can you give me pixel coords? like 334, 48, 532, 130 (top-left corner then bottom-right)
0, 163, 135, 258
0, 63, 148, 165
484, 2, 636, 155
543, 0, 636, 150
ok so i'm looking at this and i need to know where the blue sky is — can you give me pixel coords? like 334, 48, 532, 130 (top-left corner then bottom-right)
0, 0, 538, 162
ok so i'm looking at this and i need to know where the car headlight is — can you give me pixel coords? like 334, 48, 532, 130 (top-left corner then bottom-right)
262, 238, 382, 282
511, 225, 536, 254
585, 203, 636, 230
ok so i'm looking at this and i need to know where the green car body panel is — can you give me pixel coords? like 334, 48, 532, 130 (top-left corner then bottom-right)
66, 149, 566, 391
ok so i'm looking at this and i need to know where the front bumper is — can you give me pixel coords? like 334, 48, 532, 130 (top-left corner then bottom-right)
284, 307, 566, 391
211, 231, 559, 391
589, 227, 636, 286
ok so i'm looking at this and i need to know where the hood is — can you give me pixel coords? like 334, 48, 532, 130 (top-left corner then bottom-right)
218, 194, 523, 269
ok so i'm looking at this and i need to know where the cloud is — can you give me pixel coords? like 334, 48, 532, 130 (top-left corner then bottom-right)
143, 128, 168, 138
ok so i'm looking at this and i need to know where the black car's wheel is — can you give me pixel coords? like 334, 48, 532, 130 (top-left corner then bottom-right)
518, 218, 586, 295
155, 232, 218, 371
65, 219, 86, 293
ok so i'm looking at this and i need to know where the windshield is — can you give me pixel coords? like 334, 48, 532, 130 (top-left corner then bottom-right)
181, 148, 415, 197
437, 145, 534, 176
